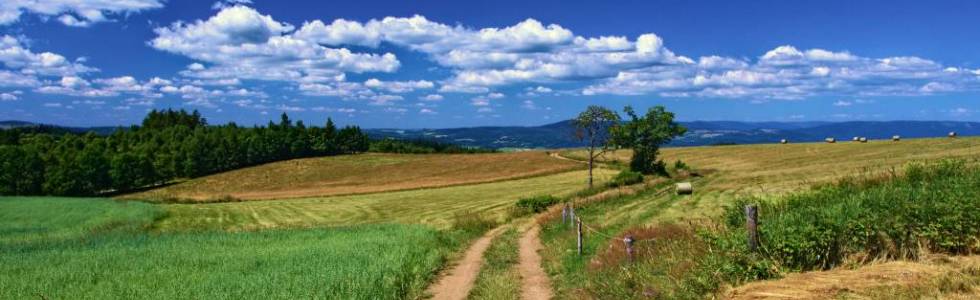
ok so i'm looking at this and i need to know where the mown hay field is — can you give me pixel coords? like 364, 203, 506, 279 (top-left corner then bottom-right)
0, 197, 466, 300
125, 151, 582, 202
156, 168, 616, 231
562, 137, 980, 221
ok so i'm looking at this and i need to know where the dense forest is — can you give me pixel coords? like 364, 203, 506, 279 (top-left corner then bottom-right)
0, 109, 376, 196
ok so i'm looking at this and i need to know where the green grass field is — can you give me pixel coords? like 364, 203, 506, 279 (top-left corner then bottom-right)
156, 168, 615, 231
0, 197, 474, 300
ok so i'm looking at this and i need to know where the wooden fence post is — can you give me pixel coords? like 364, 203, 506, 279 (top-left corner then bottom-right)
745, 204, 759, 252
576, 218, 583, 255
569, 204, 576, 229
561, 203, 568, 224
623, 234, 635, 263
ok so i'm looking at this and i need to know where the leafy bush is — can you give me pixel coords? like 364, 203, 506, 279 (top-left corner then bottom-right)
607, 170, 644, 187
673, 159, 689, 171
514, 195, 560, 215
450, 211, 497, 235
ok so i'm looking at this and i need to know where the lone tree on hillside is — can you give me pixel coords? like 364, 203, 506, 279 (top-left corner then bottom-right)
612, 105, 686, 176
574, 105, 621, 188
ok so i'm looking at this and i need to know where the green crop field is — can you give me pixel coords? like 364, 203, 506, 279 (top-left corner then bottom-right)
157, 168, 616, 231
0, 197, 469, 300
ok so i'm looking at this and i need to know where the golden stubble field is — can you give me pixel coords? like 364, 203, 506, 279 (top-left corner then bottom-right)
157, 168, 616, 231
125, 151, 583, 202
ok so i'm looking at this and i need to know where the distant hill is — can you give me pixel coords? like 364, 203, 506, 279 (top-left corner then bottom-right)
0, 120, 36, 129
0, 120, 121, 135
365, 120, 980, 149
5, 119, 977, 149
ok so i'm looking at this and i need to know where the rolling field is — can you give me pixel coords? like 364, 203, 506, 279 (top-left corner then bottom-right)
0, 197, 468, 300
563, 136, 980, 221
125, 151, 581, 202
6, 138, 978, 299
543, 137, 980, 298
156, 168, 616, 231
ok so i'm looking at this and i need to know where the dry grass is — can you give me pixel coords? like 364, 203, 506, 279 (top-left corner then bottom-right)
124, 151, 581, 202
155, 168, 617, 232
562, 137, 980, 222
567, 137, 980, 195
725, 255, 980, 300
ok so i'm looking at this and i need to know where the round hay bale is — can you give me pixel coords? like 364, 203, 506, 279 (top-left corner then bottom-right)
780, 139, 788, 144
892, 135, 901, 141
852, 136, 860, 142
859, 137, 868, 143
676, 182, 693, 195
949, 131, 957, 138
826, 137, 836, 143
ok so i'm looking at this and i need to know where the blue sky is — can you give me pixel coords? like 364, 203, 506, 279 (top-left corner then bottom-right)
0, 0, 978, 128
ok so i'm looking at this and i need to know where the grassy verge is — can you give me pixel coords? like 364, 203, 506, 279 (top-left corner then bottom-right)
573, 159, 980, 299
0, 197, 491, 299
468, 227, 522, 300
537, 178, 681, 298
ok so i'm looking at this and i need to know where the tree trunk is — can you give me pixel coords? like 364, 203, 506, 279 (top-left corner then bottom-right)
587, 135, 595, 188
587, 154, 594, 188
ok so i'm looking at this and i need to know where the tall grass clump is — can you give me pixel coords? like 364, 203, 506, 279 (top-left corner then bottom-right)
606, 170, 644, 188
722, 159, 980, 270
512, 195, 561, 218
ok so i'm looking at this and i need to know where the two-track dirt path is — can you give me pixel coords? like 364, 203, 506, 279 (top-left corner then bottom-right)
518, 225, 554, 300
427, 226, 506, 300
425, 223, 555, 300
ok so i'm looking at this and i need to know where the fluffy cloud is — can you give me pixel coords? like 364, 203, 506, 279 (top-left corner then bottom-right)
0, 70, 40, 87
155, 7, 694, 98
582, 45, 980, 99
419, 94, 443, 101
0, 0, 164, 26
151, 5, 399, 94
142, 5, 980, 107
0, 35, 96, 76
363, 78, 434, 93
0, 91, 17, 101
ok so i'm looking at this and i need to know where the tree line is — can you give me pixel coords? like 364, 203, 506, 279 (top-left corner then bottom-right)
0, 109, 372, 196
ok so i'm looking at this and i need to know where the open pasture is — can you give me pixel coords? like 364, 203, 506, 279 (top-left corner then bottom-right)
156, 168, 616, 231
125, 151, 581, 202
